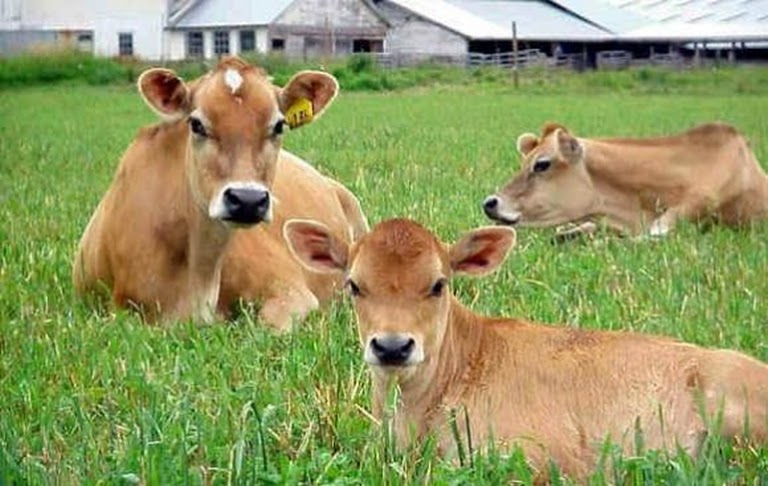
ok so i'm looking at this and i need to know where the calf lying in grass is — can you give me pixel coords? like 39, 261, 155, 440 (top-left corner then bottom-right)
284, 217, 768, 480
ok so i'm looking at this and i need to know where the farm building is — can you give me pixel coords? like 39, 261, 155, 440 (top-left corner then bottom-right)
166, 0, 389, 60
373, 0, 768, 67
0, 0, 389, 60
1, 0, 766, 65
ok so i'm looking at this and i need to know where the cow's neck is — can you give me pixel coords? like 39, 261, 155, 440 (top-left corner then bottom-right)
177, 151, 231, 322
184, 202, 230, 321
375, 295, 489, 442
582, 139, 654, 232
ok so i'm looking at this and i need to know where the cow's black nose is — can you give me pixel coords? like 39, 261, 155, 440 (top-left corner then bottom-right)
223, 187, 270, 224
370, 336, 415, 366
483, 196, 499, 216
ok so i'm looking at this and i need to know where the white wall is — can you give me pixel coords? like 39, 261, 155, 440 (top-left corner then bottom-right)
166, 25, 270, 60
4, 0, 167, 59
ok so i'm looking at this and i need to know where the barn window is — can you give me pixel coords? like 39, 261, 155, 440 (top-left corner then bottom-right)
118, 33, 133, 56
353, 39, 371, 53
214, 30, 230, 56
186, 31, 204, 58
240, 30, 255, 52
272, 38, 285, 50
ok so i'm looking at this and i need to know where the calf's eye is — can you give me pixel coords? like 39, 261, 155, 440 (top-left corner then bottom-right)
533, 159, 551, 173
188, 117, 207, 137
430, 279, 447, 297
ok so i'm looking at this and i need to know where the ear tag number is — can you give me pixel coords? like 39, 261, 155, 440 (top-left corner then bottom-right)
286, 98, 314, 129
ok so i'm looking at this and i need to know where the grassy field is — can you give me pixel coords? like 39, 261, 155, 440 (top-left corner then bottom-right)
1, 70, 768, 484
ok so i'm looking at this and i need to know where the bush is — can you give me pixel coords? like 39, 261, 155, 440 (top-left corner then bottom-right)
0, 51, 133, 87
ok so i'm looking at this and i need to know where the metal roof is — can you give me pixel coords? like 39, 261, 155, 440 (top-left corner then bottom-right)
604, 0, 768, 25
382, 0, 512, 39
546, 0, 647, 33
554, 0, 768, 40
171, 0, 294, 28
446, 0, 613, 40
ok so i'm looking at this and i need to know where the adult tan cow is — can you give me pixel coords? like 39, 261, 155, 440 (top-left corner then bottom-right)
73, 56, 366, 327
483, 122, 768, 238
284, 217, 768, 481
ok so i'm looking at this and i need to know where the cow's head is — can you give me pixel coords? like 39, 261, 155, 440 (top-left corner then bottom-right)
283, 218, 515, 381
137, 56, 338, 226
483, 123, 598, 228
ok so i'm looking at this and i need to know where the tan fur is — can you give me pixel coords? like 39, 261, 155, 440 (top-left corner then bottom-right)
487, 122, 768, 236
72, 56, 365, 326
283, 218, 768, 481
218, 152, 368, 331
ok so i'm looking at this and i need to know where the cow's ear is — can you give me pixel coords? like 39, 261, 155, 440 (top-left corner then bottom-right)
138, 68, 191, 120
516, 133, 539, 156
556, 129, 584, 162
283, 219, 349, 273
278, 71, 339, 129
450, 227, 516, 276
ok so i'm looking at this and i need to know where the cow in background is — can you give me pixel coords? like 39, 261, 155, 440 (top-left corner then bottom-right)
484, 122, 768, 238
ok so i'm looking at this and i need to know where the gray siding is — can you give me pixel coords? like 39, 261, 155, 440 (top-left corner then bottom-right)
377, 1, 467, 58
272, 0, 387, 58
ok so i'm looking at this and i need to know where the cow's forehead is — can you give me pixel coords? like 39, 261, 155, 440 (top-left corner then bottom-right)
350, 219, 449, 286
192, 62, 278, 126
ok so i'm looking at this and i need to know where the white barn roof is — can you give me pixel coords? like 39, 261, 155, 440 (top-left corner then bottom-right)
447, 0, 614, 40
383, 0, 512, 39
553, 0, 768, 41
171, 0, 294, 28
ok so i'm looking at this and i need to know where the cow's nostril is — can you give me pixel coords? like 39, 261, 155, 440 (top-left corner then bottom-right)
224, 188, 242, 209
483, 196, 499, 211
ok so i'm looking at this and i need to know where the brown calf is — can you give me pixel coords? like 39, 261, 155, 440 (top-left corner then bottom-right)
73, 56, 349, 324
483, 122, 768, 237
284, 217, 768, 479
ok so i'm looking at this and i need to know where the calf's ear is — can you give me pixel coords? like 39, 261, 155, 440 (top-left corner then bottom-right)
556, 129, 584, 162
516, 133, 539, 156
138, 68, 191, 120
450, 227, 516, 276
278, 71, 339, 129
283, 219, 349, 273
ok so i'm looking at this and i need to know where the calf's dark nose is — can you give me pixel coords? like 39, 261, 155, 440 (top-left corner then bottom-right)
483, 195, 499, 217
223, 188, 270, 224
370, 336, 415, 366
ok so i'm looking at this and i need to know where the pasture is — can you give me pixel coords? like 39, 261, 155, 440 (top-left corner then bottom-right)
1, 74, 768, 483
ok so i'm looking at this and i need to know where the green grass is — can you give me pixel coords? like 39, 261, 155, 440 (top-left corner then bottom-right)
1, 70, 768, 483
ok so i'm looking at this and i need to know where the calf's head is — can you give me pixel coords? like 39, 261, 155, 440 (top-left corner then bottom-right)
484, 123, 597, 228
137, 57, 338, 226
284, 219, 515, 378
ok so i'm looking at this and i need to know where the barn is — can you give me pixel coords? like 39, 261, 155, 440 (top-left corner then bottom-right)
1, 0, 766, 65
371, 0, 768, 67
166, 0, 389, 60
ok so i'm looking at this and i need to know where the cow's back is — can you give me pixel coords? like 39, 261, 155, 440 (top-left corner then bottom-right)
218, 150, 366, 319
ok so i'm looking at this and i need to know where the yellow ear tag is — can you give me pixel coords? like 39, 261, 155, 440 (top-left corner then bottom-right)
285, 98, 314, 129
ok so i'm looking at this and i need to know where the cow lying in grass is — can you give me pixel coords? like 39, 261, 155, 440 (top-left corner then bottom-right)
284, 217, 768, 480
483, 122, 768, 239
73, 56, 366, 328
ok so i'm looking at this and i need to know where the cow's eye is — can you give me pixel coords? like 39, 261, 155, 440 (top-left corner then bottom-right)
273, 119, 287, 137
430, 278, 447, 297
347, 279, 361, 297
533, 158, 551, 173
188, 117, 207, 137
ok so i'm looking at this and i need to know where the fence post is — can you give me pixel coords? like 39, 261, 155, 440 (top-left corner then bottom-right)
512, 21, 519, 89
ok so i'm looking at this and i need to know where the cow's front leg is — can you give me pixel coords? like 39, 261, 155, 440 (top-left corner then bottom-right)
648, 198, 709, 237
552, 221, 598, 244
259, 284, 319, 332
